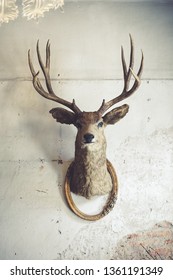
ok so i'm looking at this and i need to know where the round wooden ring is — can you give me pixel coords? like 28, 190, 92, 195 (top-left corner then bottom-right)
64, 159, 118, 221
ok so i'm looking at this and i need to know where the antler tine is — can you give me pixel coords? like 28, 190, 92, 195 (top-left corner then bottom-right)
125, 34, 134, 90
46, 40, 50, 69
28, 49, 49, 98
28, 41, 81, 114
28, 49, 35, 76
129, 50, 144, 91
98, 35, 144, 115
36, 40, 54, 95
121, 46, 127, 79
121, 34, 134, 89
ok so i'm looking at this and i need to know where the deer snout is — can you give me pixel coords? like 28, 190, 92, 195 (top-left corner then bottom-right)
83, 133, 94, 143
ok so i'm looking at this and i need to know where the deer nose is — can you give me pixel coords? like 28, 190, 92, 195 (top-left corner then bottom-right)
84, 133, 94, 143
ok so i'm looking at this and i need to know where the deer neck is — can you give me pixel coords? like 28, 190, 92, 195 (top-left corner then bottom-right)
75, 141, 107, 166
70, 140, 112, 198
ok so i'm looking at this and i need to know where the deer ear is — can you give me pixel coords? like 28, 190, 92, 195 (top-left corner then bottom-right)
103, 104, 129, 125
49, 107, 76, 125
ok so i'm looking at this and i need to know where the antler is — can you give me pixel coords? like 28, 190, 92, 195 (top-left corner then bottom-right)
28, 40, 81, 114
98, 34, 144, 115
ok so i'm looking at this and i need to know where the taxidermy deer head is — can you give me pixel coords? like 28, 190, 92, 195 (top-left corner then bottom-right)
28, 35, 143, 220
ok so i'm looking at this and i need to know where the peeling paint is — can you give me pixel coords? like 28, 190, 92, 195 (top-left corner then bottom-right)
111, 221, 173, 260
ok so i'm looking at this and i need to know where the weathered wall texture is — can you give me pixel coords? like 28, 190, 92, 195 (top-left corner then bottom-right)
0, 1, 173, 259
111, 221, 173, 260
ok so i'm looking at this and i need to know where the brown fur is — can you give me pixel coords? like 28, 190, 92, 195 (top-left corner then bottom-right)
70, 112, 112, 198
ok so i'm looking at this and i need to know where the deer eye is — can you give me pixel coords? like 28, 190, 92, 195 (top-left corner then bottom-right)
97, 121, 103, 128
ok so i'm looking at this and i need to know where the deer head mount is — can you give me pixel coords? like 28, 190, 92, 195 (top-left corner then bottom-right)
28, 35, 143, 220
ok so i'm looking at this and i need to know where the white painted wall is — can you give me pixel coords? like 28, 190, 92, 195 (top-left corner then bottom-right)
0, 1, 173, 259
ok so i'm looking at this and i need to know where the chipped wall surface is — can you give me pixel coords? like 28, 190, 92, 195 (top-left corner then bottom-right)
0, 1, 173, 259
